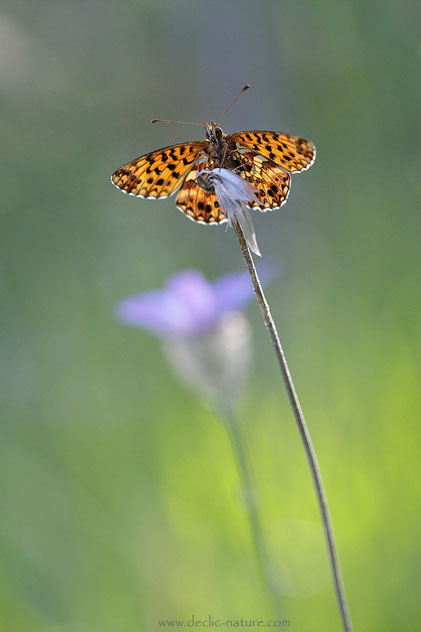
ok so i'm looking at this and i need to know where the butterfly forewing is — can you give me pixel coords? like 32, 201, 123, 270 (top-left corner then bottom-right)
111, 141, 208, 198
226, 131, 315, 173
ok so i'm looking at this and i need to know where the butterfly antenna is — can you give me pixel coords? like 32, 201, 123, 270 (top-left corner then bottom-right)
151, 119, 203, 126
216, 84, 250, 125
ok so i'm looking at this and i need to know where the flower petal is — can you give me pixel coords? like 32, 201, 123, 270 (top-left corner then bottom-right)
165, 269, 218, 335
207, 168, 260, 203
115, 289, 191, 337
212, 264, 278, 315
198, 169, 262, 256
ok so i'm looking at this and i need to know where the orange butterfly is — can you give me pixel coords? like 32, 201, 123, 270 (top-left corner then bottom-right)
111, 86, 316, 224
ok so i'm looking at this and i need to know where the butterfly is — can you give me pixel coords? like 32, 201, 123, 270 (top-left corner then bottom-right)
111, 86, 316, 225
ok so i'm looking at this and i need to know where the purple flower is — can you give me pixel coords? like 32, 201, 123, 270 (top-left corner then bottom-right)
116, 267, 276, 339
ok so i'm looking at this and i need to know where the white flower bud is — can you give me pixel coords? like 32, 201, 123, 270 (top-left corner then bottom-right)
198, 168, 262, 257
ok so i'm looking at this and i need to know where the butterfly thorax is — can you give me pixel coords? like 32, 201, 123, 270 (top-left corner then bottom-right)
205, 121, 227, 164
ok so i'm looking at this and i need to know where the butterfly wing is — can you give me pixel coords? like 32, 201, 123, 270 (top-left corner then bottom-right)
222, 147, 291, 212
111, 141, 208, 198
233, 153, 291, 211
226, 131, 316, 173
176, 170, 227, 224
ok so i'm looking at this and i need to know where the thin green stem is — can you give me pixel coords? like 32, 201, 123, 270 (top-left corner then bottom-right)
232, 220, 353, 632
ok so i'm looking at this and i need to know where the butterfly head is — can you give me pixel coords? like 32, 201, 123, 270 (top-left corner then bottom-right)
205, 121, 224, 145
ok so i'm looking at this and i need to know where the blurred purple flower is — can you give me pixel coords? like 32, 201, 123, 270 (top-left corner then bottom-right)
115, 267, 277, 339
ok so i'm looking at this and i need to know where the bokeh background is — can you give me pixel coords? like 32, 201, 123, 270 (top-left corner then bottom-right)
1, 1, 420, 630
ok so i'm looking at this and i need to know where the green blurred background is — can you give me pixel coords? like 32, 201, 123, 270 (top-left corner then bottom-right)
1, 1, 420, 630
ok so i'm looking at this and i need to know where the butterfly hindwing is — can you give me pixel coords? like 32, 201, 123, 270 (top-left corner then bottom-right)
176, 170, 227, 224
226, 131, 315, 173
241, 156, 291, 211
222, 147, 291, 211
111, 141, 208, 198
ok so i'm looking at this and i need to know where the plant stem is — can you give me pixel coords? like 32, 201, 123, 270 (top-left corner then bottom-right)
232, 219, 353, 632
221, 399, 282, 614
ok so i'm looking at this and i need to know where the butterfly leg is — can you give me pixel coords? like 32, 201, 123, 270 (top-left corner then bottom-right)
195, 160, 217, 193
220, 144, 228, 167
